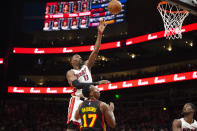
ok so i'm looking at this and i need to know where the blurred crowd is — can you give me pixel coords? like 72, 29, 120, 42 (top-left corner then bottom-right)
0, 100, 67, 131
2, 62, 196, 131
0, 100, 170, 131
1, 85, 196, 131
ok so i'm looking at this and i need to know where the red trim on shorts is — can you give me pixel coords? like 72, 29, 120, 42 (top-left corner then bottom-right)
67, 97, 75, 124
73, 121, 80, 126
102, 114, 106, 131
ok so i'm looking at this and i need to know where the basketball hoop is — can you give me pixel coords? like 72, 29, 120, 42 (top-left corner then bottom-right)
157, 1, 189, 39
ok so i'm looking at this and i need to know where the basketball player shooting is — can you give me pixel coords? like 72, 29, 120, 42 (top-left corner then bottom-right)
75, 85, 116, 130
66, 20, 111, 131
172, 103, 197, 131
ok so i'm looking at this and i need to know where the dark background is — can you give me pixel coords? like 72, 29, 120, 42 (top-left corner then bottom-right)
0, 0, 197, 94
0, 0, 197, 130
0, 0, 196, 94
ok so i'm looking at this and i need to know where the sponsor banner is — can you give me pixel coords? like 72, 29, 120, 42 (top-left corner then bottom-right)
13, 41, 121, 54
126, 23, 197, 45
14, 23, 197, 54
8, 71, 197, 94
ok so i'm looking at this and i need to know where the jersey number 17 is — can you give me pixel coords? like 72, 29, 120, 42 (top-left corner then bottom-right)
82, 114, 97, 127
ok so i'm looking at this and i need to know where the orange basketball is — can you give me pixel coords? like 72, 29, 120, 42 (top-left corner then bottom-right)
108, 0, 122, 15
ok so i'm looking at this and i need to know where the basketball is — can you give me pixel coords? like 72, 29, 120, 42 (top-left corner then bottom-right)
108, 0, 122, 15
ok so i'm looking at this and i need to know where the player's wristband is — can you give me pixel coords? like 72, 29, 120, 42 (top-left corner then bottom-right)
93, 82, 100, 85
98, 31, 103, 35
72, 80, 100, 89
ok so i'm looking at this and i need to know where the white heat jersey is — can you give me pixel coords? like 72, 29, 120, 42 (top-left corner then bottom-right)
71, 65, 93, 96
180, 118, 197, 131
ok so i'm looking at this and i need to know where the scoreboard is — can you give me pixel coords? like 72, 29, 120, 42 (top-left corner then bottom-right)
43, 0, 127, 31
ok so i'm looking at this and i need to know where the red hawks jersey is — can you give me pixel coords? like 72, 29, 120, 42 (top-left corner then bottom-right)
71, 65, 93, 96
180, 118, 197, 131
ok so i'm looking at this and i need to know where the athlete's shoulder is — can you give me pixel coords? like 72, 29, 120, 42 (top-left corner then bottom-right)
67, 69, 74, 73
99, 101, 107, 106
173, 119, 182, 127
179, 118, 186, 123
177, 118, 183, 122
66, 69, 75, 76
99, 101, 109, 112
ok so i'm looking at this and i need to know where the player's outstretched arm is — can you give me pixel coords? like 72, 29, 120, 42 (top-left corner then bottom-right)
100, 102, 116, 128
85, 19, 107, 69
66, 70, 111, 89
172, 119, 182, 131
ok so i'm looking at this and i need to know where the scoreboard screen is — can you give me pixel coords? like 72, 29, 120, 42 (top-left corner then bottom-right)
43, 0, 127, 31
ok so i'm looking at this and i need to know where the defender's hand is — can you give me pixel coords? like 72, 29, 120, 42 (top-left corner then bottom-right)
98, 80, 111, 85
109, 102, 114, 112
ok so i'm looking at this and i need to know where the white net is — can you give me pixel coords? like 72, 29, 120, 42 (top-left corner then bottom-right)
157, 1, 189, 39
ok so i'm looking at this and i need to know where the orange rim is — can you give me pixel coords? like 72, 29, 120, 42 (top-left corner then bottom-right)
158, 1, 189, 14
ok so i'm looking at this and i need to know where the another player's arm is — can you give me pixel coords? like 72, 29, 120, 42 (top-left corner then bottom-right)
75, 102, 83, 120
66, 70, 111, 89
85, 20, 106, 69
172, 119, 182, 131
100, 102, 116, 128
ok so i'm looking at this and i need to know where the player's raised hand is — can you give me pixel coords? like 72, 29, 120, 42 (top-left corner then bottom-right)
109, 102, 114, 112
98, 80, 111, 85
97, 19, 107, 34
